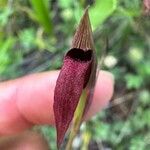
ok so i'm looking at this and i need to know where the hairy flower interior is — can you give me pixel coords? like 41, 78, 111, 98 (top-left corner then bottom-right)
66, 48, 92, 61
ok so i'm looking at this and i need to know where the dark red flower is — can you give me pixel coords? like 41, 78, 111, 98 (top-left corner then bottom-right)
53, 8, 97, 148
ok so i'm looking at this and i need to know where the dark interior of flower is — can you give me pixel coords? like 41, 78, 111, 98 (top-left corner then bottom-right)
66, 48, 92, 61
66, 48, 93, 88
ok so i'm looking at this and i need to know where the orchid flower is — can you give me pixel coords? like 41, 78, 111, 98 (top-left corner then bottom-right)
53, 8, 97, 149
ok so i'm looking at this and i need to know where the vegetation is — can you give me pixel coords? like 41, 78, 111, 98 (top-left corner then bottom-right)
0, 0, 150, 149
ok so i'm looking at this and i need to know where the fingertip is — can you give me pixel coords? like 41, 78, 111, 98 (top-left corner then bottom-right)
17, 70, 114, 125
16, 71, 59, 126
85, 71, 114, 119
0, 70, 114, 135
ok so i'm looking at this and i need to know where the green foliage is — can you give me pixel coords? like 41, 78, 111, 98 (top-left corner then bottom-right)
0, 7, 13, 26
90, 90, 150, 149
125, 74, 143, 89
40, 126, 56, 150
58, 0, 72, 8
29, 0, 53, 34
0, 37, 15, 73
18, 28, 36, 51
128, 47, 144, 64
89, 0, 117, 30
0, 37, 22, 79
139, 90, 150, 106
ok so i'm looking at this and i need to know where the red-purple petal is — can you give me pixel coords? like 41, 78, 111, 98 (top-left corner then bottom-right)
54, 48, 93, 147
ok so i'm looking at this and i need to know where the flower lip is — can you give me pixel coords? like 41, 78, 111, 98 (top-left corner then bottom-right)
66, 48, 93, 61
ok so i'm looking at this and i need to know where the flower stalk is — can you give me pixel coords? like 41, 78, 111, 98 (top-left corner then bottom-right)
66, 90, 87, 150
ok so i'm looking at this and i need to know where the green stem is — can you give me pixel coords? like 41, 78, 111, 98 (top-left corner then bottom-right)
66, 90, 87, 150
81, 128, 91, 150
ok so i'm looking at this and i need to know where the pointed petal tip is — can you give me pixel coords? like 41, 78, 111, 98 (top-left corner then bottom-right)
83, 5, 91, 16
72, 6, 94, 51
83, 5, 89, 15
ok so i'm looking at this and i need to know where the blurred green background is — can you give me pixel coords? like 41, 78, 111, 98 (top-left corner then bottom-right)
0, 0, 150, 149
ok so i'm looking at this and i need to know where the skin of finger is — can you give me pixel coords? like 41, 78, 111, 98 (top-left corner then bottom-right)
0, 81, 33, 135
17, 70, 114, 124
0, 72, 57, 135
0, 131, 49, 150
0, 70, 114, 135
85, 71, 114, 120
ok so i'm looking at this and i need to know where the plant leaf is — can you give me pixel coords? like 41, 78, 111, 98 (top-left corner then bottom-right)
89, 0, 117, 30
29, 0, 53, 34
